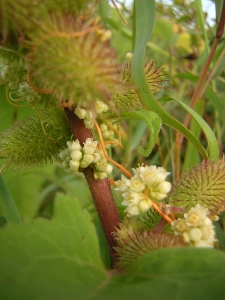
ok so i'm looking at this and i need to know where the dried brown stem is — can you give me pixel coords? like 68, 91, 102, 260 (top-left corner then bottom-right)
178, 2, 225, 148
64, 108, 121, 267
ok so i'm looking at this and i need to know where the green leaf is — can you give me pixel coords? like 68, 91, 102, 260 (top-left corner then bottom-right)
194, 0, 209, 54
0, 193, 107, 299
205, 87, 225, 121
175, 73, 225, 121
119, 110, 161, 157
95, 248, 225, 300
1, 166, 56, 220
214, 221, 225, 251
1, 196, 225, 299
132, 0, 208, 159
182, 99, 204, 170
0, 85, 34, 133
174, 99, 219, 160
130, 121, 147, 152
0, 174, 21, 224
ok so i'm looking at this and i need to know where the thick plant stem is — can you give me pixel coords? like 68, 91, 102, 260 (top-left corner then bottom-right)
64, 108, 121, 267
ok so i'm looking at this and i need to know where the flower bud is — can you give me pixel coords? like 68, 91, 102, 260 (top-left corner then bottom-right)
70, 140, 81, 151
102, 130, 111, 139
69, 160, 80, 171
185, 212, 201, 227
138, 199, 152, 212
95, 159, 108, 172
26, 95, 35, 103
80, 161, 89, 169
18, 82, 31, 95
92, 152, 101, 163
126, 52, 133, 60
8, 82, 18, 89
172, 219, 189, 234
199, 225, 214, 240
82, 154, 94, 164
84, 119, 94, 129
105, 164, 113, 175
95, 101, 109, 114
94, 170, 108, 180
58, 150, 67, 160
189, 228, 202, 242
100, 123, 108, 132
74, 107, 87, 119
83, 138, 98, 154
70, 150, 82, 161
130, 178, 145, 193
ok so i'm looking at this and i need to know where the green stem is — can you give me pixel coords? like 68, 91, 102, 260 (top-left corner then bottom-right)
0, 174, 21, 224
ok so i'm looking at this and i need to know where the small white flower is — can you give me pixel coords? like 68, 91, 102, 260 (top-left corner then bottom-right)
183, 232, 190, 243
172, 203, 217, 248
115, 164, 171, 216
83, 138, 98, 154
189, 228, 202, 242
105, 164, 113, 175
115, 174, 131, 192
125, 206, 140, 216
172, 219, 189, 234
126, 52, 133, 60
138, 199, 152, 213
84, 119, 94, 129
130, 178, 145, 193
194, 240, 214, 248
58, 149, 68, 160
70, 150, 82, 161
69, 160, 80, 172
102, 130, 111, 139
100, 123, 108, 132
92, 152, 102, 163
70, 140, 81, 151
95, 100, 109, 114
80, 161, 89, 169
185, 212, 202, 227
199, 225, 214, 241
74, 107, 87, 119
82, 154, 94, 165
95, 159, 108, 172
86, 110, 94, 120
94, 170, 108, 180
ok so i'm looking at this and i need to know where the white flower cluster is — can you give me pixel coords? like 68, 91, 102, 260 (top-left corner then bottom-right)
17, 82, 41, 103
100, 121, 118, 148
171, 204, 216, 248
74, 100, 109, 129
58, 138, 113, 180
1, 65, 19, 89
115, 165, 171, 217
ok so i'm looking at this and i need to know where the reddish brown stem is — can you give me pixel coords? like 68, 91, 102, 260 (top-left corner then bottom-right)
178, 2, 225, 148
64, 108, 121, 267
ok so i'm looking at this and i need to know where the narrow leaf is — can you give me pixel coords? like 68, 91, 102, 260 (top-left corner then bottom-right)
182, 99, 204, 170
132, 0, 208, 159
0, 174, 21, 224
175, 99, 219, 159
